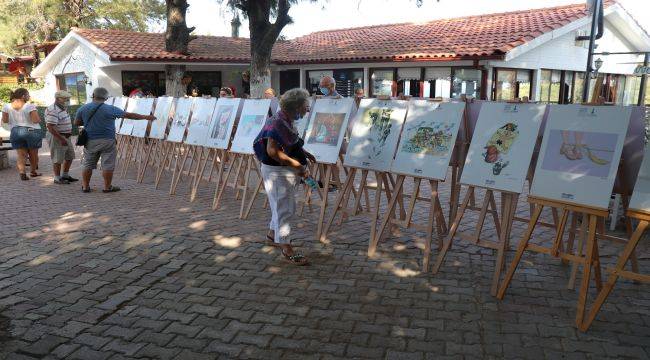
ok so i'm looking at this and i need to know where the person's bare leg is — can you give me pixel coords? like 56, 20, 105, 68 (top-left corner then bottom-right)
28, 148, 39, 174
63, 160, 72, 173
82, 169, 92, 190
102, 170, 114, 190
16, 148, 27, 175
53, 163, 61, 177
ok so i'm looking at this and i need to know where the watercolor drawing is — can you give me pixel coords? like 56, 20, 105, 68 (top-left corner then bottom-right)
210, 105, 234, 140
362, 107, 393, 159
307, 112, 345, 146
483, 122, 519, 175
238, 114, 265, 138
541, 129, 616, 177
401, 121, 455, 156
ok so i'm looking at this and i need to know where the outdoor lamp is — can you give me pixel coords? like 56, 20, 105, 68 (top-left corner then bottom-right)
82, 74, 92, 86
590, 58, 604, 79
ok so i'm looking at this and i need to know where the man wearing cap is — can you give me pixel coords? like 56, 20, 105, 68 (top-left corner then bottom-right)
45, 90, 77, 184
74, 87, 155, 193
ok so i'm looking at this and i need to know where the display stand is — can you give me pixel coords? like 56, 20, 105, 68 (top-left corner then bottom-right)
432, 185, 517, 295
213, 152, 248, 211
319, 167, 401, 243
188, 147, 219, 202
169, 143, 202, 195
448, 99, 472, 223
120, 136, 146, 178
579, 208, 649, 331
137, 138, 165, 183
496, 196, 607, 328
371, 174, 448, 271
154, 141, 179, 189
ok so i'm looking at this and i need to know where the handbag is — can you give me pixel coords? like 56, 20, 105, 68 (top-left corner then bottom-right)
76, 103, 103, 146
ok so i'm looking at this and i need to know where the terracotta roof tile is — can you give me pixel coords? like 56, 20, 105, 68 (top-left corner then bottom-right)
73, 1, 611, 65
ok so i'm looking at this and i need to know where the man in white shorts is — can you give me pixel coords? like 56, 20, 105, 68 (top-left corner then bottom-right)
45, 90, 77, 184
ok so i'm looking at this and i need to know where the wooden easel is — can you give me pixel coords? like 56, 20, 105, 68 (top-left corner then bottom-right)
187, 147, 220, 202
497, 196, 607, 328
579, 208, 649, 331
371, 174, 448, 271
213, 152, 249, 211
169, 143, 203, 195
121, 136, 146, 178
433, 185, 517, 295
320, 167, 402, 244
448, 99, 473, 223
154, 141, 183, 190
137, 138, 165, 183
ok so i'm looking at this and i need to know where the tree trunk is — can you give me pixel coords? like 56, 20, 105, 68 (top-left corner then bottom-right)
250, 50, 272, 99
164, 0, 195, 96
165, 64, 187, 97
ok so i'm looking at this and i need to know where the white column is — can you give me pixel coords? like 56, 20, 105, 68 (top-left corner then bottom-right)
299, 67, 306, 89
363, 67, 370, 96
532, 69, 542, 102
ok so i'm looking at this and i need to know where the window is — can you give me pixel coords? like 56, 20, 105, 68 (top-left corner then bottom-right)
185, 71, 222, 97
423, 67, 451, 98
122, 71, 164, 97
396, 68, 421, 97
370, 69, 394, 97
307, 69, 363, 97
539, 69, 562, 103
56, 73, 87, 105
451, 68, 481, 99
493, 69, 532, 101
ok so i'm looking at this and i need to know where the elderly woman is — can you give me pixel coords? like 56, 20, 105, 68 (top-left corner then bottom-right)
253, 88, 315, 265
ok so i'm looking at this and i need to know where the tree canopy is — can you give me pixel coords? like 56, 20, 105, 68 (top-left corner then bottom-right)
0, 0, 165, 53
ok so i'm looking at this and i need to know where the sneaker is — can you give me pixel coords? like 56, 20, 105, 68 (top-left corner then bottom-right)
61, 175, 78, 182
54, 178, 70, 184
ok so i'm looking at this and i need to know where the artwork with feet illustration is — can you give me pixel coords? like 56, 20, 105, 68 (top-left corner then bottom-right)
531, 105, 631, 209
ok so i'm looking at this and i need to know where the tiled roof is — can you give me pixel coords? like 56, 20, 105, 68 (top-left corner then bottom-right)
72, 1, 610, 64
74, 28, 252, 63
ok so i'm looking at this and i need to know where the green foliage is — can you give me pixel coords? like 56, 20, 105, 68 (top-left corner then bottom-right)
0, 0, 165, 53
0, 83, 45, 103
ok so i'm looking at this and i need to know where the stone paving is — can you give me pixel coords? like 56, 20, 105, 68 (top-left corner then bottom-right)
0, 146, 648, 360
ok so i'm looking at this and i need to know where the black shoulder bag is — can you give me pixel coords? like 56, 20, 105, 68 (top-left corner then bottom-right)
76, 103, 103, 146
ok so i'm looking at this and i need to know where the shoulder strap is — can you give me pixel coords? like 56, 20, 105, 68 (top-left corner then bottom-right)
85, 103, 103, 127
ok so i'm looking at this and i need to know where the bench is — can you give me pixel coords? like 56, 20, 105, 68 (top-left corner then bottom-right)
0, 139, 11, 151
0, 139, 10, 169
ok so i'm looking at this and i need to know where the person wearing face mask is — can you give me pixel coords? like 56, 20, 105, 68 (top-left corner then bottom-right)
318, 75, 340, 98
253, 88, 316, 266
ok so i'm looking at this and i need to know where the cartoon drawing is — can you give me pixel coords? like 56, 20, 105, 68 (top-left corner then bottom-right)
541, 129, 616, 177
483, 122, 519, 175
307, 112, 345, 146
401, 121, 454, 156
210, 106, 234, 140
363, 108, 393, 159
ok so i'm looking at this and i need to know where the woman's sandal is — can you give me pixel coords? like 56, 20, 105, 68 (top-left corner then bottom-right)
20, 173, 29, 181
265, 235, 279, 247
82, 187, 92, 193
102, 185, 121, 193
281, 249, 309, 266
29, 172, 42, 177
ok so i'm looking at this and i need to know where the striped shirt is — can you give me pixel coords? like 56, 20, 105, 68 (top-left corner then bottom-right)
45, 103, 72, 134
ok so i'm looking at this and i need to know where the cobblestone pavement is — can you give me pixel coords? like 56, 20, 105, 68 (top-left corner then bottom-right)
0, 146, 648, 360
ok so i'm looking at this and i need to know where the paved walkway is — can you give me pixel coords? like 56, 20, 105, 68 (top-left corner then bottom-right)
0, 147, 648, 359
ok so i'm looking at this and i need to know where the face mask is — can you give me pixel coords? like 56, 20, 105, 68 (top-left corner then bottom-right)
319, 87, 330, 96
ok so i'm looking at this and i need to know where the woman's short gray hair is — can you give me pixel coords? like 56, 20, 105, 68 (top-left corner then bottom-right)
280, 88, 310, 113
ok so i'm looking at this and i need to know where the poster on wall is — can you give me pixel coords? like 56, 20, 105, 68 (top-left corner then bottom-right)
185, 97, 217, 145
343, 99, 408, 172
166, 97, 193, 143
391, 100, 465, 180
205, 98, 243, 150
229, 99, 271, 154
530, 105, 631, 209
130, 98, 155, 138
628, 147, 650, 213
149, 97, 174, 139
303, 97, 354, 165
461, 102, 545, 193
112, 97, 128, 132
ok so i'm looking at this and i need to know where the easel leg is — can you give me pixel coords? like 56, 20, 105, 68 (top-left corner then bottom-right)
579, 220, 648, 331
432, 186, 473, 274
242, 160, 265, 220
576, 214, 598, 327
320, 168, 357, 243
316, 165, 333, 240
497, 204, 544, 299
370, 175, 405, 257
568, 213, 588, 290
491, 192, 515, 296
239, 156, 253, 219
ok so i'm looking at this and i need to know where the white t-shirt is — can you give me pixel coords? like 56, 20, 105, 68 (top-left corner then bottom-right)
2, 103, 39, 129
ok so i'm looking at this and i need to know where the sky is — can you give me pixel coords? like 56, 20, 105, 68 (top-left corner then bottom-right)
180, 0, 650, 39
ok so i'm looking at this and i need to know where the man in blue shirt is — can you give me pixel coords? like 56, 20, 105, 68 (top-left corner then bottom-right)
74, 87, 154, 193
